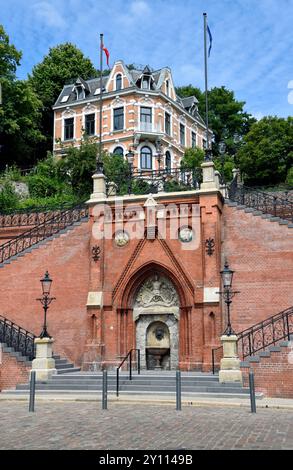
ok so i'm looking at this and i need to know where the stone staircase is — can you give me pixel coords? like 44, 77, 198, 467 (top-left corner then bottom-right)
0, 204, 89, 268
2, 370, 262, 399
225, 200, 293, 228
0, 345, 80, 375
240, 337, 293, 368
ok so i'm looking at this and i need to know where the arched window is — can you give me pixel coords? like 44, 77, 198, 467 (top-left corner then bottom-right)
116, 74, 122, 91
140, 146, 152, 170
113, 146, 124, 156
165, 151, 171, 173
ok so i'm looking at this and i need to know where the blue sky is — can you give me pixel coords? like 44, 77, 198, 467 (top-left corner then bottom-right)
1, 0, 293, 118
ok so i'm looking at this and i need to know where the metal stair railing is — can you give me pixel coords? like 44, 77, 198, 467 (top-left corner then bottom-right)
0, 203, 88, 264
228, 179, 293, 222
0, 314, 36, 360
116, 349, 140, 397
212, 305, 293, 373
0, 201, 86, 228
237, 306, 293, 359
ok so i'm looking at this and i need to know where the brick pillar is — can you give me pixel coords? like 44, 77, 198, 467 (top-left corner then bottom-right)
83, 174, 108, 370
199, 186, 224, 371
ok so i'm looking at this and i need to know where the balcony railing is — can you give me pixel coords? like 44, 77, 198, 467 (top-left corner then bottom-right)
135, 122, 163, 134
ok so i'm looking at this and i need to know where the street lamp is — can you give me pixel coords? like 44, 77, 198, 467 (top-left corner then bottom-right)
126, 149, 135, 195
155, 140, 163, 173
219, 261, 239, 336
37, 271, 56, 339
218, 141, 226, 184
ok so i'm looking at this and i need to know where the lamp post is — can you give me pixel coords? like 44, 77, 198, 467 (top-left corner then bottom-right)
37, 271, 56, 339
126, 149, 135, 195
218, 141, 226, 184
204, 147, 213, 162
155, 140, 163, 173
219, 261, 239, 336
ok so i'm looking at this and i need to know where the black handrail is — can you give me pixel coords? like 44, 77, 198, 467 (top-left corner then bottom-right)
0, 201, 86, 227
211, 305, 293, 373
116, 348, 140, 397
211, 345, 223, 375
237, 306, 293, 359
0, 203, 88, 264
0, 314, 36, 360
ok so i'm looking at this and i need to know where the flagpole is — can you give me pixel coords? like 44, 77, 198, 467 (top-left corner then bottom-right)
98, 33, 104, 171
203, 13, 210, 160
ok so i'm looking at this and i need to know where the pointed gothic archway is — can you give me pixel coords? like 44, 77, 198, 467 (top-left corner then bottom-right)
117, 262, 192, 370
133, 272, 179, 370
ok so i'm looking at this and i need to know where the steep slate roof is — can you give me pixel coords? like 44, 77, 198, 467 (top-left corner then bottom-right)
53, 63, 204, 125
54, 76, 109, 107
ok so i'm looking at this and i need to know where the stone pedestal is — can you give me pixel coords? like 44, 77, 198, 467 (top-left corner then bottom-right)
219, 335, 242, 383
89, 172, 106, 200
31, 337, 57, 381
200, 161, 219, 191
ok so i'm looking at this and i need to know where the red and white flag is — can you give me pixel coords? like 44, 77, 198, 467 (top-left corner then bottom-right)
101, 42, 110, 68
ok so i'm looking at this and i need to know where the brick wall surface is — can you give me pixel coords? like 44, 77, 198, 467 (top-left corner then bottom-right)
222, 206, 293, 333
0, 221, 91, 366
241, 343, 293, 398
0, 351, 30, 391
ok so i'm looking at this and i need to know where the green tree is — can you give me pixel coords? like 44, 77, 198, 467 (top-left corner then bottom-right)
237, 117, 293, 186
28, 43, 98, 159
56, 138, 98, 197
180, 147, 205, 169
0, 24, 22, 79
176, 85, 256, 157
0, 25, 44, 167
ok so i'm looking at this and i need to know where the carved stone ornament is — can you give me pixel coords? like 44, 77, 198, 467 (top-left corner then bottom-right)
179, 226, 193, 243
114, 230, 130, 247
134, 273, 179, 308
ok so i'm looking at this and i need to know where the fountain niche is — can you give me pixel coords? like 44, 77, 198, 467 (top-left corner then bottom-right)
146, 321, 170, 370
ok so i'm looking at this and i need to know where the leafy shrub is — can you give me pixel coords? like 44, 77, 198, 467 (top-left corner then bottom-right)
285, 167, 293, 186
0, 181, 19, 212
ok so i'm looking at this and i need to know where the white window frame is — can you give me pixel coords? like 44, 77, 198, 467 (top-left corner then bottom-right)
164, 110, 172, 137
62, 111, 76, 142
115, 72, 123, 91
112, 105, 125, 132
136, 142, 156, 170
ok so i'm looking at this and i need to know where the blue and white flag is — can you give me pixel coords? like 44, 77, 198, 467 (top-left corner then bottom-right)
207, 24, 213, 57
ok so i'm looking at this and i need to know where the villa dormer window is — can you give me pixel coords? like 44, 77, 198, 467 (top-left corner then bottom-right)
137, 66, 154, 91
76, 86, 84, 100
116, 74, 122, 91
166, 79, 170, 97
142, 77, 150, 90
73, 78, 90, 101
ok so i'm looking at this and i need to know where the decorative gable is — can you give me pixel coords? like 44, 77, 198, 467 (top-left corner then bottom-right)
105, 61, 133, 93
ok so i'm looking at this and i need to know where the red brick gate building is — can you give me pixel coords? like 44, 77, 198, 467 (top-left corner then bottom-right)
0, 162, 292, 376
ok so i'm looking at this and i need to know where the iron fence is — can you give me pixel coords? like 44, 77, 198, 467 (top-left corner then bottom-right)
0, 315, 35, 360
229, 183, 293, 222
0, 204, 88, 264
107, 167, 202, 196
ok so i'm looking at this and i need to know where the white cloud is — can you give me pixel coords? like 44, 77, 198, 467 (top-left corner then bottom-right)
117, 0, 151, 26
130, 0, 151, 16
32, 2, 67, 29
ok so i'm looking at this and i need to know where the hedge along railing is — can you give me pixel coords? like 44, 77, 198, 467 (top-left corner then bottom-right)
0, 203, 88, 264
0, 201, 86, 228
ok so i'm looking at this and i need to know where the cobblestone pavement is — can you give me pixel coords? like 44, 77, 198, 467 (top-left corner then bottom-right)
0, 402, 292, 450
